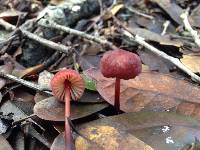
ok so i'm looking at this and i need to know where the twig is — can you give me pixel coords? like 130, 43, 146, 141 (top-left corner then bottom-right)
0, 72, 52, 95
181, 10, 200, 48
113, 16, 200, 83
12, 114, 37, 125
38, 19, 118, 50
0, 19, 72, 54
125, 6, 154, 20
161, 20, 170, 36
21, 30, 72, 54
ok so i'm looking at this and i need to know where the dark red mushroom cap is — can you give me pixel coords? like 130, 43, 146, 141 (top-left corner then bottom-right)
100, 49, 142, 80
51, 69, 85, 102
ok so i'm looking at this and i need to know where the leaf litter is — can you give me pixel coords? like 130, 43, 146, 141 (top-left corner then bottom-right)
85, 68, 200, 117
1, 0, 200, 149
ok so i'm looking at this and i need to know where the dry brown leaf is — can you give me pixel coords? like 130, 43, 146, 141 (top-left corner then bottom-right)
138, 49, 175, 73
176, 102, 200, 120
150, 0, 183, 25
51, 126, 154, 150
77, 112, 200, 150
50, 133, 65, 150
34, 92, 50, 103
130, 28, 183, 47
13, 64, 44, 78
85, 68, 200, 112
0, 9, 24, 21
0, 135, 13, 150
34, 96, 108, 121
51, 132, 102, 150
52, 112, 200, 150
189, 3, 200, 28
76, 125, 154, 150
13, 88, 34, 102
103, 4, 124, 20
180, 55, 200, 73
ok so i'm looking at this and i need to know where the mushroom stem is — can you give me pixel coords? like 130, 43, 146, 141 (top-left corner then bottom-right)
65, 84, 73, 150
115, 78, 120, 113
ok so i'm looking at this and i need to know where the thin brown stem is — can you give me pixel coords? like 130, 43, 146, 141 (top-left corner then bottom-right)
64, 84, 73, 150
115, 78, 120, 113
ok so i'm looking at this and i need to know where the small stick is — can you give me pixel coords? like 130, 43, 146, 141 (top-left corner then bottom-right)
0, 19, 72, 55
161, 20, 170, 36
12, 114, 37, 125
113, 16, 200, 83
0, 72, 52, 95
125, 6, 154, 20
181, 9, 200, 48
21, 30, 72, 54
38, 19, 118, 50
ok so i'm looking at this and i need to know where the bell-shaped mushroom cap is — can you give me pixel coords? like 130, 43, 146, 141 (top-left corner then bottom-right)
51, 69, 85, 102
100, 49, 142, 80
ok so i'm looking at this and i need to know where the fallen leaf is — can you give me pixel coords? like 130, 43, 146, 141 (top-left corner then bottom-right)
34, 92, 50, 103
103, 4, 124, 20
0, 9, 25, 23
189, 3, 200, 28
0, 135, 13, 150
137, 49, 175, 73
81, 42, 102, 55
77, 112, 200, 150
13, 64, 44, 78
0, 99, 50, 146
176, 102, 200, 120
130, 28, 183, 47
79, 55, 101, 71
12, 88, 34, 102
34, 96, 108, 121
51, 127, 154, 150
76, 125, 154, 150
180, 55, 200, 73
23, 124, 51, 148
150, 0, 183, 25
38, 70, 54, 89
50, 133, 65, 150
1, 54, 24, 71
51, 132, 102, 150
85, 68, 200, 112
12, 131, 24, 150
0, 100, 33, 122
82, 74, 96, 91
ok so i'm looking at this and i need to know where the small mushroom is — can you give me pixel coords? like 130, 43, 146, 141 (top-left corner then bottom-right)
51, 69, 85, 150
100, 49, 142, 113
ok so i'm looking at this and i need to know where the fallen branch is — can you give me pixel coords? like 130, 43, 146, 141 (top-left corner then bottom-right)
180, 10, 200, 48
113, 16, 200, 83
38, 19, 118, 49
0, 72, 52, 95
0, 19, 72, 54
21, 30, 72, 54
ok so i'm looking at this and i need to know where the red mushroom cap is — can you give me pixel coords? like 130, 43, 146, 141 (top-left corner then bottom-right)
100, 49, 142, 80
51, 69, 85, 102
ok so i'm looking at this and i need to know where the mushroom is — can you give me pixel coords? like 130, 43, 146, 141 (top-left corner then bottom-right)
100, 49, 142, 113
51, 69, 85, 150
